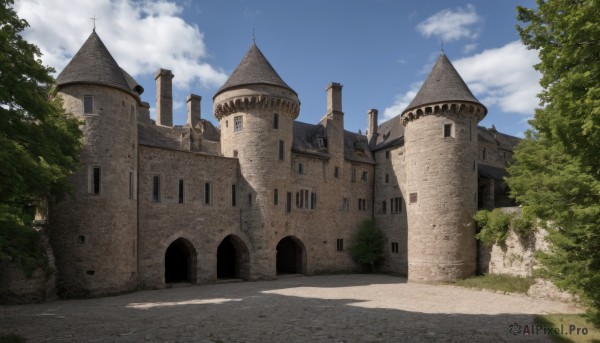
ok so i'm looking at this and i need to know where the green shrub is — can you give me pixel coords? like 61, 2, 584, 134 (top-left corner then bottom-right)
349, 219, 385, 272
474, 209, 535, 246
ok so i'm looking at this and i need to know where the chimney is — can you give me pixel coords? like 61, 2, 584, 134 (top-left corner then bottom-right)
139, 101, 151, 123
186, 94, 201, 128
155, 68, 174, 127
326, 82, 343, 114
367, 108, 378, 145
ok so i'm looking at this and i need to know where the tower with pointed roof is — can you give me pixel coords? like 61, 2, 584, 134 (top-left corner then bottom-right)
401, 53, 487, 282
213, 43, 301, 277
51, 30, 141, 296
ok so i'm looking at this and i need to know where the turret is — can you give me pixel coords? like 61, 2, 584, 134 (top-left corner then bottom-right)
213, 43, 300, 277
402, 53, 486, 282
51, 30, 140, 296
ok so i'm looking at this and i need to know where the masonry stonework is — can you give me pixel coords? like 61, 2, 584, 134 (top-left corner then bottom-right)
2, 31, 525, 300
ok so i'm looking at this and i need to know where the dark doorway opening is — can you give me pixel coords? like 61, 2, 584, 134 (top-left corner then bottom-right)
165, 238, 195, 283
276, 236, 306, 274
217, 235, 250, 280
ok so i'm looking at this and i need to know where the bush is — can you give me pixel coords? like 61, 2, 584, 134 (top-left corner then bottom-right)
349, 219, 385, 272
474, 209, 534, 246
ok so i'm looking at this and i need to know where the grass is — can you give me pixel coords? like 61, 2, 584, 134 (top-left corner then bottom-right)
454, 273, 535, 294
0, 334, 26, 343
534, 314, 600, 343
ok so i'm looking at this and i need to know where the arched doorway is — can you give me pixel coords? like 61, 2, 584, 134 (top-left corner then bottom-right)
276, 236, 306, 275
164, 238, 197, 284
217, 235, 250, 280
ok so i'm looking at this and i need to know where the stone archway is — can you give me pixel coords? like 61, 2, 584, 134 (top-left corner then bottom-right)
217, 235, 250, 280
276, 236, 307, 275
164, 237, 197, 284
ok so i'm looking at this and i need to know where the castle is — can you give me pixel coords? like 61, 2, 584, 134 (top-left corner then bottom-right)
47, 30, 518, 297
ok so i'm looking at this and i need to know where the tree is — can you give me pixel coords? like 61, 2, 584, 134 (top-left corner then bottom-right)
509, 0, 600, 325
0, 0, 82, 274
349, 219, 386, 272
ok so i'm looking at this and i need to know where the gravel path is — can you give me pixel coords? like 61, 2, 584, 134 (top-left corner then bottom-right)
0, 274, 582, 342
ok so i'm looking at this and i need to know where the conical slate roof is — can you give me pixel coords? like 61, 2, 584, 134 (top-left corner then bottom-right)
404, 53, 485, 113
214, 43, 296, 98
56, 30, 135, 96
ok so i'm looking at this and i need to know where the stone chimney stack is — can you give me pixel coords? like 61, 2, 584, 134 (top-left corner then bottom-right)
155, 68, 174, 127
324, 82, 344, 159
367, 108, 378, 145
186, 94, 201, 128
326, 82, 343, 114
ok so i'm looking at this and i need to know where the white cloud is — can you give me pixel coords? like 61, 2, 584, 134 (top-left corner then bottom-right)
15, 0, 228, 89
416, 4, 482, 42
382, 82, 421, 120
462, 43, 477, 54
453, 41, 541, 115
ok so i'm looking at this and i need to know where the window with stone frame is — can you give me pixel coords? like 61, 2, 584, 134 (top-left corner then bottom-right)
152, 175, 160, 202
358, 198, 367, 211
234, 115, 243, 132
274, 188, 278, 205
336, 239, 344, 251
204, 182, 212, 205
273, 113, 279, 129
361, 171, 368, 181
278, 140, 285, 160
391, 197, 402, 213
90, 166, 101, 195
391, 242, 399, 253
381, 200, 387, 214
444, 123, 453, 138
83, 95, 93, 114
342, 198, 350, 211
231, 184, 237, 207
178, 179, 185, 204
334, 166, 340, 178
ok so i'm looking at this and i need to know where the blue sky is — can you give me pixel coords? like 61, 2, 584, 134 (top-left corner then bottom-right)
16, 0, 540, 137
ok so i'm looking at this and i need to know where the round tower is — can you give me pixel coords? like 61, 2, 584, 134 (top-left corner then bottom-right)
51, 30, 141, 296
402, 53, 486, 282
213, 43, 300, 277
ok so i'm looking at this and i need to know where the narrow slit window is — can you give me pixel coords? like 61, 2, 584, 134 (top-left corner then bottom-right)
336, 239, 344, 251
178, 179, 184, 204
278, 140, 285, 160
231, 184, 237, 207
334, 166, 340, 178
152, 175, 160, 202
286, 192, 292, 213
204, 182, 212, 205
92, 167, 101, 195
273, 113, 279, 129
128, 172, 134, 199
274, 188, 279, 205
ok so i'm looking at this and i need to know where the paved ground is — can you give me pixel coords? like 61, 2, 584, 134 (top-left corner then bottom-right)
0, 274, 583, 342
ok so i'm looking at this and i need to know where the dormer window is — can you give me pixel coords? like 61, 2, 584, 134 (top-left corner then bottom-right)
317, 137, 326, 148
84, 95, 93, 114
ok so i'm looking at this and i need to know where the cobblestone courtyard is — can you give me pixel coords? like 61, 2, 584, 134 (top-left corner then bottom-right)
0, 274, 581, 342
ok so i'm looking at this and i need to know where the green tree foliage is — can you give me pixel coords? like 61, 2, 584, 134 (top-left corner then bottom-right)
474, 209, 534, 246
349, 219, 385, 272
509, 0, 600, 325
0, 0, 82, 274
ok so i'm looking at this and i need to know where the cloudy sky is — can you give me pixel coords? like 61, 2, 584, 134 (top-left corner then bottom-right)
15, 0, 540, 137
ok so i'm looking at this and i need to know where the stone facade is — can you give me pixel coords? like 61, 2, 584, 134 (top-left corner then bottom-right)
7, 31, 524, 299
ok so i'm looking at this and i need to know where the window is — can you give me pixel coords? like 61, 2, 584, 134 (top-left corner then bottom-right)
358, 198, 367, 211
234, 115, 243, 132
409, 192, 417, 204
152, 175, 160, 202
444, 124, 452, 138
317, 137, 326, 148
286, 192, 292, 213
385, 173, 389, 183
248, 193, 252, 207
382, 200, 387, 214
391, 197, 402, 213
336, 239, 344, 251
233, 150, 238, 158
342, 198, 350, 211
204, 182, 212, 205
178, 179, 184, 204
295, 189, 315, 209
77, 235, 86, 244
84, 95, 93, 114
334, 166, 340, 178
351, 168, 357, 182
274, 188, 279, 205
129, 172, 134, 199
482, 147, 487, 160
91, 167, 101, 195
385, 150, 390, 159
391, 242, 399, 253
273, 113, 279, 129
469, 118, 472, 141
279, 140, 285, 160
231, 184, 237, 207
298, 163, 304, 174
310, 192, 317, 210
361, 171, 368, 181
